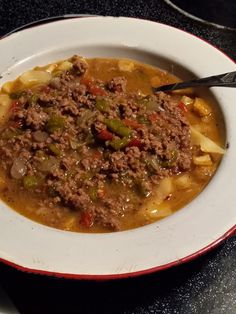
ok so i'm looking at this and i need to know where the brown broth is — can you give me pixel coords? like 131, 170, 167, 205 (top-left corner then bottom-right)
0, 57, 224, 232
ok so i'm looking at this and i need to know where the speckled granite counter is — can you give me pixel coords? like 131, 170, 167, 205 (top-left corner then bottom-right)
0, 1, 235, 313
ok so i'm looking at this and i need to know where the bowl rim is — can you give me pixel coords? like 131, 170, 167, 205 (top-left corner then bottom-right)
0, 16, 235, 280
0, 225, 235, 280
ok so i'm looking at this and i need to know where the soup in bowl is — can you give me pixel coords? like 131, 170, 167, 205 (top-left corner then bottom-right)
0, 55, 225, 232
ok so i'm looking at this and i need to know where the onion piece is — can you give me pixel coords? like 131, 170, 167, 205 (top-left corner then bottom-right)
190, 126, 225, 154
10, 158, 27, 179
37, 156, 59, 173
33, 131, 49, 142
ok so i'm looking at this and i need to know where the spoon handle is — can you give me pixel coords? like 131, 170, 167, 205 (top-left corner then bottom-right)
153, 71, 236, 92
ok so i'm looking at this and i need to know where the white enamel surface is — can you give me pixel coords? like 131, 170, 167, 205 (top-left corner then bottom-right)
0, 17, 235, 276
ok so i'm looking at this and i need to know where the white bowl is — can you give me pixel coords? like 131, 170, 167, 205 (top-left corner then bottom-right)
0, 16, 235, 279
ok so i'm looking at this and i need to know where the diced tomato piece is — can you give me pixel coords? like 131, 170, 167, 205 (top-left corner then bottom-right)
80, 76, 94, 87
80, 210, 94, 228
10, 100, 20, 112
80, 76, 107, 96
148, 113, 159, 122
128, 138, 143, 148
9, 120, 22, 128
92, 150, 103, 159
97, 129, 113, 141
89, 85, 107, 96
178, 101, 188, 112
123, 119, 142, 129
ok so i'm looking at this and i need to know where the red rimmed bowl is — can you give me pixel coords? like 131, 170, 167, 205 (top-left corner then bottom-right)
0, 16, 235, 279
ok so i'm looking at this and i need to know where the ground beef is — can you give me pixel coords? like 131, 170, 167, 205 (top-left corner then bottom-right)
107, 76, 127, 93
0, 55, 192, 231
71, 55, 88, 75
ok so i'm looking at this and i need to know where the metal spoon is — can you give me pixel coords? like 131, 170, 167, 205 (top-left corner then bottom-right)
153, 71, 236, 92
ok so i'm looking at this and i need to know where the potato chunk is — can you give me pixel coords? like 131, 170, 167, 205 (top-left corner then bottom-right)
193, 97, 211, 117
0, 94, 12, 121
118, 60, 134, 72
193, 154, 212, 166
191, 126, 225, 154
19, 70, 51, 86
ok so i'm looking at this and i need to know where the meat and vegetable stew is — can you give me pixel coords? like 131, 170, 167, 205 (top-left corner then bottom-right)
0, 56, 225, 232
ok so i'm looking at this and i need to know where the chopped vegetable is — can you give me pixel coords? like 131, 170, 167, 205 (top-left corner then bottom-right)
97, 129, 113, 141
88, 186, 98, 202
9, 91, 26, 99
135, 180, 151, 197
137, 97, 158, 111
9, 120, 22, 129
150, 206, 172, 218
23, 175, 38, 189
160, 150, 178, 167
155, 177, 173, 205
38, 156, 59, 173
148, 113, 159, 122
109, 137, 130, 150
85, 133, 95, 145
190, 126, 225, 154
181, 95, 194, 106
145, 100, 159, 111
1, 81, 14, 93
80, 76, 94, 87
49, 143, 61, 156
193, 154, 212, 166
57, 61, 73, 71
46, 115, 65, 133
0, 94, 12, 121
123, 119, 142, 129
80, 171, 94, 181
33, 131, 48, 142
69, 138, 83, 150
118, 60, 135, 72
128, 138, 143, 148
76, 110, 95, 127
10, 158, 27, 179
80, 210, 94, 227
145, 157, 159, 173
92, 150, 102, 159
63, 216, 76, 230
104, 119, 132, 137
175, 174, 192, 189
193, 97, 211, 117
89, 85, 107, 96
95, 98, 109, 112
45, 63, 58, 73
137, 115, 150, 125
10, 100, 21, 112
29, 94, 39, 105
19, 70, 51, 86
1, 128, 22, 140
178, 101, 188, 112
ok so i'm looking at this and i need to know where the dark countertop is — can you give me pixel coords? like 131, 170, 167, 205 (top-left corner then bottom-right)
0, 1, 236, 313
